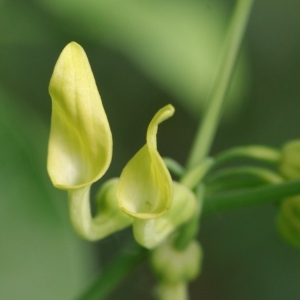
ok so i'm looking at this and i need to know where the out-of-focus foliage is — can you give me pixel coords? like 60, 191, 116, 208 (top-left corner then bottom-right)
0, 0, 59, 44
0, 85, 90, 299
7, 0, 249, 118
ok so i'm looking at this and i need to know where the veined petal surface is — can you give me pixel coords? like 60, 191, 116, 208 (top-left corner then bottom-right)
117, 105, 174, 219
47, 42, 112, 189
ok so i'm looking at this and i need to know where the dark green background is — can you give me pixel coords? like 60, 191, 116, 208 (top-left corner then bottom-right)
1, 0, 300, 299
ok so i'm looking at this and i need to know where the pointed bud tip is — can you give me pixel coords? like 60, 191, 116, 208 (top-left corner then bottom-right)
47, 42, 112, 189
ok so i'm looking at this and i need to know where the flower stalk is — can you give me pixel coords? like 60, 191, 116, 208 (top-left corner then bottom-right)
186, 0, 254, 169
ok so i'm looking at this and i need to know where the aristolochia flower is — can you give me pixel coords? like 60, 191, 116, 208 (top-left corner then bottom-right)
48, 42, 112, 189
117, 105, 196, 248
47, 42, 131, 240
117, 105, 175, 219
47, 42, 191, 244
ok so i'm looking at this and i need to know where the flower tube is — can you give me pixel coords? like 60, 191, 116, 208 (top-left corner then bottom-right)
117, 105, 174, 219
118, 105, 196, 248
48, 42, 131, 240
48, 42, 112, 189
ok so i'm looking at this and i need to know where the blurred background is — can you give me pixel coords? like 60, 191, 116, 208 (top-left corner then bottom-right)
1, 0, 300, 299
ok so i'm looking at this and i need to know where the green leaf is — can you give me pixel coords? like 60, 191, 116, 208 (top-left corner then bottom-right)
34, 0, 249, 117
0, 84, 89, 299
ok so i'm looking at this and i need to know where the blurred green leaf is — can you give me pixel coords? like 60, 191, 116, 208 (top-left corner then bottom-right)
0, 85, 90, 300
34, 0, 249, 118
0, 0, 59, 44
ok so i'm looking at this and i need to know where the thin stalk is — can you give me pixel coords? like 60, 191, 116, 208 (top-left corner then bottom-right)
205, 166, 283, 185
186, 0, 254, 169
77, 242, 147, 300
213, 145, 281, 167
206, 177, 264, 193
203, 178, 300, 215
163, 157, 185, 177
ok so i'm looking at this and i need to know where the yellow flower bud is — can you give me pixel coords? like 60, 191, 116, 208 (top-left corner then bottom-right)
279, 140, 300, 179
47, 42, 118, 241
117, 105, 174, 219
133, 182, 196, 249
47, 42, 112, 190
277, 195, 300, 248
151, 240, 202, 283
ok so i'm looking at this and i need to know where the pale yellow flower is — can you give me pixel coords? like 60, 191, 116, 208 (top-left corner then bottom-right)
47, 42, 131, 240
117, 105, 196, 248
48, 42, 112, 190
117, 105, 174, 219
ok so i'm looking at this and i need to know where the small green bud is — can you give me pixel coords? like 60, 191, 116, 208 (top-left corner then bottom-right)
133, 182, 196, 249
95, 178, 133, 233
68, 179, 132, 241
150, 240, 202, 283
279, 140, 300, 179
277, 195, 300, 248
156, 281, 188, 300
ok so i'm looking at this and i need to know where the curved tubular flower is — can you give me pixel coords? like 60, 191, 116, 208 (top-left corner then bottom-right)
47, 42, 129, 241
48, 42, 112, 189
133, 182, 196, 249
117, 105, 175, 219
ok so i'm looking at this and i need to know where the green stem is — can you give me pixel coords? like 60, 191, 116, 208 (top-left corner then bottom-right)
180, 158, 214, 190
205, 166, 283, 185
76, 242, 147, 300
206, 177, 264, 193
163, 157, 185, 177
213, 145, 280, 167
173, 185, 205, 250
186, 0, 254, 169
202, 178, 300, 215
